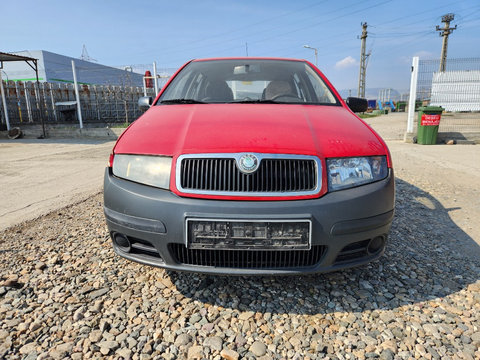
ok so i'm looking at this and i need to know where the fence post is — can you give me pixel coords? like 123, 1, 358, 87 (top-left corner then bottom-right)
14, 81, 23, 123
0, 71, 10, 130
49, 83, 58, 122
24, 82, 33, 122
153, 61, 158, 96
92, 85, 98, 121
406, 56, 419, 137
71, 60, 84, 129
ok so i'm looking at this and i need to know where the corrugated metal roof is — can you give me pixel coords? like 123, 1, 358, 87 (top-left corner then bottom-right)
0, 51, 37, 62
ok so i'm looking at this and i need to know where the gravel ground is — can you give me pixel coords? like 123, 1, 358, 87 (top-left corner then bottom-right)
1, 171, 479, 359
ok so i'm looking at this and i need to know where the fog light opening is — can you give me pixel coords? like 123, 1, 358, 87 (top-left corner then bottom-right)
367, 236, 385, 255
113, 233, 131, 253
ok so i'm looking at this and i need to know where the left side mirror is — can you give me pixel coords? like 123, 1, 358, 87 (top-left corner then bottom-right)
346, 97, 368, 113
138, 96, 153, 111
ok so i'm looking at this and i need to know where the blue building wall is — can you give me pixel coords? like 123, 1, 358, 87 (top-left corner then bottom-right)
3, 50, 144, 86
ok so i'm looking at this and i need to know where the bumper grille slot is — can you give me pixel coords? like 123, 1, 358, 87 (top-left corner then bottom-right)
169, 244, 326, 269
179, 156, 318, 194
334, 239, 370, 263
129, 237, 162, 259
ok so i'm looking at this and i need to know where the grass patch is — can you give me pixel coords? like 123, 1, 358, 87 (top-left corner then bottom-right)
109, 123, 130, 128
358, 113, 381, 119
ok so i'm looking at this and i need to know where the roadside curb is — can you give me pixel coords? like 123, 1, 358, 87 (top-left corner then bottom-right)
0, 126, 126, 140
404, 131, 480, 144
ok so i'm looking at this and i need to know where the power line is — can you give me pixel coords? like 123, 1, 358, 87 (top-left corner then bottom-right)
142, 0, 390, 63
370, 30, 436, 38
146, 0, 464, 66
367, 30, 437, 60
133, 0, 334, 57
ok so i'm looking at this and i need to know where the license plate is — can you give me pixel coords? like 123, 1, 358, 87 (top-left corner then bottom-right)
186, 219, 311, 250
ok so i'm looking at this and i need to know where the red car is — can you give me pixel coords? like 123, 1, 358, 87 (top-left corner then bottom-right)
104, 58, 394, 275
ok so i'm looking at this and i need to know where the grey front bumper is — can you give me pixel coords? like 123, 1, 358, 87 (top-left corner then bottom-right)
103, 168, 395, 275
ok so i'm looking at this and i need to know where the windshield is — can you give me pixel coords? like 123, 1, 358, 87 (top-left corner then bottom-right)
158, 59, 340, 105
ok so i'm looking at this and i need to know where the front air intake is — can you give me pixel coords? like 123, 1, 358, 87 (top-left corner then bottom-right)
169, 244, 326, 269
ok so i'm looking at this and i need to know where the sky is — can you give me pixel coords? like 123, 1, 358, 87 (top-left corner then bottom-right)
2, 0, 480, 93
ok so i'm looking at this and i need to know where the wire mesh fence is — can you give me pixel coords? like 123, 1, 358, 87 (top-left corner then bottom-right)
415, 58, 480, 133
0, 80, 158, 128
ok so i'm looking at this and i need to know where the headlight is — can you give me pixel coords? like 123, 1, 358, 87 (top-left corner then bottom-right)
112, 154, 172, 189
327, 156, 388, 191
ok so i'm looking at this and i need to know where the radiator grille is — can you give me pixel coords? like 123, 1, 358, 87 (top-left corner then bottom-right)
177, 154, 319, 195
169, 244, 326, 269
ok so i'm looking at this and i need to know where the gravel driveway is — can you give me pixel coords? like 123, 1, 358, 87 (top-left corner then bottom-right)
1, 137, 479, 359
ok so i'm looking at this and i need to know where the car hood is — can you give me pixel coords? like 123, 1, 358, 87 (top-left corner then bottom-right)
114, 104, 386, 158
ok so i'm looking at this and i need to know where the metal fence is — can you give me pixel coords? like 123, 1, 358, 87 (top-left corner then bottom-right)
0, 80, 158, 128
411, 57, 480, 134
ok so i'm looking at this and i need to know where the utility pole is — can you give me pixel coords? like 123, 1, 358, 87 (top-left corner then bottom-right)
357, 22, 369, 98
436, 13, 457, 72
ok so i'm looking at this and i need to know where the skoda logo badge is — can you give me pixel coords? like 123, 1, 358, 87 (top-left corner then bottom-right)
238, 154, 259, 174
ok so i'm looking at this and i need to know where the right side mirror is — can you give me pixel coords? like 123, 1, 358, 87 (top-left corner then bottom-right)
346, 97, 368, 113
138, 96, 153, 111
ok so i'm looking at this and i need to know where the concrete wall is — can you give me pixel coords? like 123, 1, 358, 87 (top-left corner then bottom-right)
0, 125, 126, 140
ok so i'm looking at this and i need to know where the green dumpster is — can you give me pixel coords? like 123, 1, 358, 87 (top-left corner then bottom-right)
417, 106, 443, 145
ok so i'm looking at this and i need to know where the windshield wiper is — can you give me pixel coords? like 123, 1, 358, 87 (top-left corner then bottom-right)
235, 99, 280, 104
160, 99, 206, 104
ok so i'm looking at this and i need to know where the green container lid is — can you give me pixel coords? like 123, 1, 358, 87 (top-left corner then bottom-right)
418, 106, 444, 113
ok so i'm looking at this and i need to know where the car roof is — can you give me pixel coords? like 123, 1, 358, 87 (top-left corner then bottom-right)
192, 57, 306, 63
